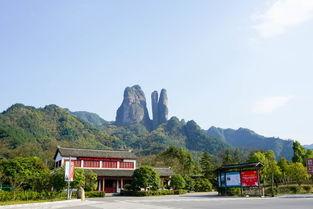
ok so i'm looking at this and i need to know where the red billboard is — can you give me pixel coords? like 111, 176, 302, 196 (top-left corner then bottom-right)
241, 170, 259, 187
306, 158, 313, 174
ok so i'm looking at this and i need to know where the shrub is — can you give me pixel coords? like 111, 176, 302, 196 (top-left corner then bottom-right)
132, 166, 160, 191
226, 188, 241, 196
0, 191, 66, 202
85, 191, 105, 198
194, 178, 212, 192
302, 186, 311, 193
170, 174, 186, 190
290, 186, 301, 194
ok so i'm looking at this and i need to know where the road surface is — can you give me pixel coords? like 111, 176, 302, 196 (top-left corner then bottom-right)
1, 192, 313, 209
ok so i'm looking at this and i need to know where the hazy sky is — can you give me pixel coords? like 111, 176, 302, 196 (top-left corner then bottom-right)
1, 0, 313, 145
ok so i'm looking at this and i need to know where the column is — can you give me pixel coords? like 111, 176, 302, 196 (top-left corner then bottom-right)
121, 178, 124, 190
102, 178, 105, 192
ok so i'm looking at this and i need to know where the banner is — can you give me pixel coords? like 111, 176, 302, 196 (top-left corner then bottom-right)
65, 161, 74, 182
241, 170, 258, 187
225, 172, 241, 187
306, 158, 313, 174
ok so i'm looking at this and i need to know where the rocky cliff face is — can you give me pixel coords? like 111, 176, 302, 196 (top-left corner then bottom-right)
158, 89, 168, 124
115, 85, 151, 128
151, 91, 159, 129
151, 89, 168, 129
115, 85, 169, 130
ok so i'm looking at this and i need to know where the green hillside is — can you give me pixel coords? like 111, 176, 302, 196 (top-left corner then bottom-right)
207, 126, 294, 160
0, 104, 123, 167
0, 104, 231, 167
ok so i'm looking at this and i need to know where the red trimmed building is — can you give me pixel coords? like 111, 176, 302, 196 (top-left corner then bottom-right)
54, 147, 173, 193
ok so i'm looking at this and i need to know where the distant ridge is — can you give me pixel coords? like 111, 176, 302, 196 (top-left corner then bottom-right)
207, 126, 294, 160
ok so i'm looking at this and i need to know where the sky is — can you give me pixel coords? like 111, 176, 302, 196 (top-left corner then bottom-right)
1, 0, 313, 145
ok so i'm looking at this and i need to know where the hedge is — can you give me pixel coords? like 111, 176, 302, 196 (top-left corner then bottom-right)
85, 191, 105, 198
121, 189, 187, 196
0, 191, 67, 202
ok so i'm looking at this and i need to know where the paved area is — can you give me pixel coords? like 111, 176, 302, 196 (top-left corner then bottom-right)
1, 192, 313, 209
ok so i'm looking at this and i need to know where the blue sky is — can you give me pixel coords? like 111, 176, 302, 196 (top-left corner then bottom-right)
1, 0, 313, 144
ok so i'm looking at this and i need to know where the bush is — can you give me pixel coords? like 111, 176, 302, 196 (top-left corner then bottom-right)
226, 188, 241, 196
290, 186, 301, 194
302, 186, 311, 193
170, 174, 186, 190
0, 191, 66, 202
85, 191, 105, 198
194, 178, 212, 192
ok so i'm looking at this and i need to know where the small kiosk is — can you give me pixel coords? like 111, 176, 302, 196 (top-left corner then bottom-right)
216, 162, 264, 196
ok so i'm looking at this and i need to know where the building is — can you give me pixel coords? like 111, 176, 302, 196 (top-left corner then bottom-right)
54, 147, 173, 193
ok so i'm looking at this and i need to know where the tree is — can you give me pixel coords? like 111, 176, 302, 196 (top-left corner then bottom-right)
170, 174, 186, 190
132, 166, 160, 191
278, 157, 289, 184
194, 178, 212, 192
71, 168, 85, 189
304, 149, 313, 165
156, 146, 196, 175
247, 151, 281, 186
200, 152, 214, 179
51, 167, 97, 191
84, 169, 98, 191
51, 167, 67, 191
0, 157, 50, 191
222, 150, 234, 165
286, 162, 310, 186
292, 141, 306, 164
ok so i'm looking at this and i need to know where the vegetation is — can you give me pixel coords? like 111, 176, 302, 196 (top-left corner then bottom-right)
131, 166, 160, 191
51, 167, 97, 191
170, 174, 186, 190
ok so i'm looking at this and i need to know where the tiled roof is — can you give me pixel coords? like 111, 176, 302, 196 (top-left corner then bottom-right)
55, 147, 137, 159
91, 167, 174, 177
153, 167, 174, 177
216, 162, 264, 172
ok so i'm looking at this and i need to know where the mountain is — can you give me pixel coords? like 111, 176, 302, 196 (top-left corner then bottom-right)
0, 104, 123, 166
304, 144, 313, 150
0, 103, 230, 167
207, 126, 294, 160
115, 85, 152, 129
71, 111, 109, 127
115, 85, 169, 130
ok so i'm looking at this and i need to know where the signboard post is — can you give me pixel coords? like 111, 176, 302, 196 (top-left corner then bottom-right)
65, 157, 74, 199
306, 158, 313, 174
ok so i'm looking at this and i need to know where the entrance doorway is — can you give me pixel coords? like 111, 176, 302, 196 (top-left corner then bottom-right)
105, 179, 117, 193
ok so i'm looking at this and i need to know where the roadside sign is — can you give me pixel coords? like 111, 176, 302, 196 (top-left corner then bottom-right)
65, 161, 74, 182
306, 158, 313, 174
241, 170, 259, 187
225, 172, 241, 187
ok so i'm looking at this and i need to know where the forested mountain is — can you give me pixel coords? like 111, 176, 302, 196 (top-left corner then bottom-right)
0, 104, 123, 166
207, 126, 294, 160
71, 111, 110, 127
0, 104, 230, 167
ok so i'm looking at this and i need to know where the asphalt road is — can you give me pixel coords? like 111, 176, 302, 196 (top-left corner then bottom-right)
1, 193, 313, 209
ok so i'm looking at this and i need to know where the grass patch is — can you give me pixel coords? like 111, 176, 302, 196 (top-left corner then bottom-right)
0, 198, 67, 206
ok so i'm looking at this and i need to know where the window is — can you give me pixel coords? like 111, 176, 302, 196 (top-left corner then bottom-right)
102, 161, 117, 168
83, 160, 100, 168
73, 160, 81, 167
120, 162, 134, 168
